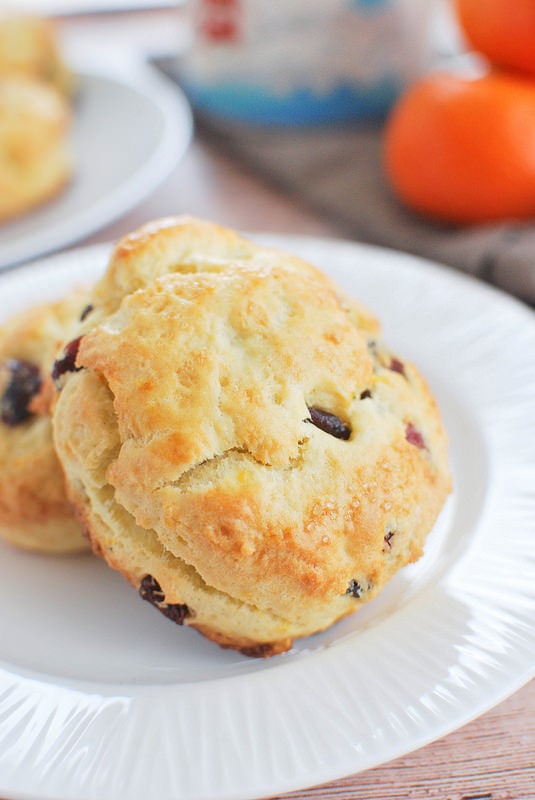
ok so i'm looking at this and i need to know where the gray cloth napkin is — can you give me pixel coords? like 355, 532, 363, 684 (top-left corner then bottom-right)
196, 118, 535, 305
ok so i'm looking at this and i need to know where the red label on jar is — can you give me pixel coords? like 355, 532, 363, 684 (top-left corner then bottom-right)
198, 0, 242, 43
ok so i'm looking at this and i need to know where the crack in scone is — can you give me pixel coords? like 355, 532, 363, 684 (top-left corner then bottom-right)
55, 371, 316, 636
62, 419, 303, 635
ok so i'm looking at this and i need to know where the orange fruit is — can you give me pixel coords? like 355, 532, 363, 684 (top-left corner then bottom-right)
383, 70, 535, 225
455, 0, 535, 77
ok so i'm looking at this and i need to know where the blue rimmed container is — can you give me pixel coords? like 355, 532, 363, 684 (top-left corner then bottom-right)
179, 0, 435, 127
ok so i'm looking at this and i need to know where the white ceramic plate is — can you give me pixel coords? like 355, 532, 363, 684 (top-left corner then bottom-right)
0, 67, 192, 270
0, 237, 533, 800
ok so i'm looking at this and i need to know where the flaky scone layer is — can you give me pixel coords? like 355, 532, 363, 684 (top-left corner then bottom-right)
54, 218, 451, 655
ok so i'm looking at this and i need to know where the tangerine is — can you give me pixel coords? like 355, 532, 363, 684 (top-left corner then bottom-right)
455, 0, 535, 77
383, 70, 535, 225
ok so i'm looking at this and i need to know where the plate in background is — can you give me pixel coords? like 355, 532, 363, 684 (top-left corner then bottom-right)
0, 66, 192, 270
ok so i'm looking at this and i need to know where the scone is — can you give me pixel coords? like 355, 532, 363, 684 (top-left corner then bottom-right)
0, 75, 72, 222
0, 290, 90, 554
53, 217, 451, 656
0, 15, 73, 96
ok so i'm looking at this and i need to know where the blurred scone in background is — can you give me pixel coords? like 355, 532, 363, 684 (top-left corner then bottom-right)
0, 14, 74, 222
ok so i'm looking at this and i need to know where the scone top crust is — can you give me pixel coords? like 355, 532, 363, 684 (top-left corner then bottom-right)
55, 218, 451, 647
87, 215, 380, 336
82, 261, 372, 484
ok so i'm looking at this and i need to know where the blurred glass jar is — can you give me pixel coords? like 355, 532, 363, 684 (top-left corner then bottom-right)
179, 0, 435, 126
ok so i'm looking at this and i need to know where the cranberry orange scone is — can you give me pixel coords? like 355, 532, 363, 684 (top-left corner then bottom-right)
53, 217, 451, 656
0, 289, 90, 553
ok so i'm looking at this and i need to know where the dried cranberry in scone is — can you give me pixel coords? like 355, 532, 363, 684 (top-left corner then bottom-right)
1, 359, 42, 426
51, 335, 83, 386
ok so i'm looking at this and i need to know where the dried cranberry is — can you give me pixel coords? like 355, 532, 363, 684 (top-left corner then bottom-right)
1, 359, 42, 426
79, 304, 94, 322
405, 422, 426, 450
346, 579, 363, 598
240, 643, 279, 658
306, 406, 351, 440
140, 574, 165, 603
139, 575, 190, 626
384, 530, 395, 550
389, 357, 406, 376
51, 336, 83, 385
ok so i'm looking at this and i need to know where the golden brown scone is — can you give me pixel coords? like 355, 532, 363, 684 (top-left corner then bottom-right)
0, 290, 91, 554
0, 75, 72, 222
53, 217, 451, 655
0, 15, 73, 96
